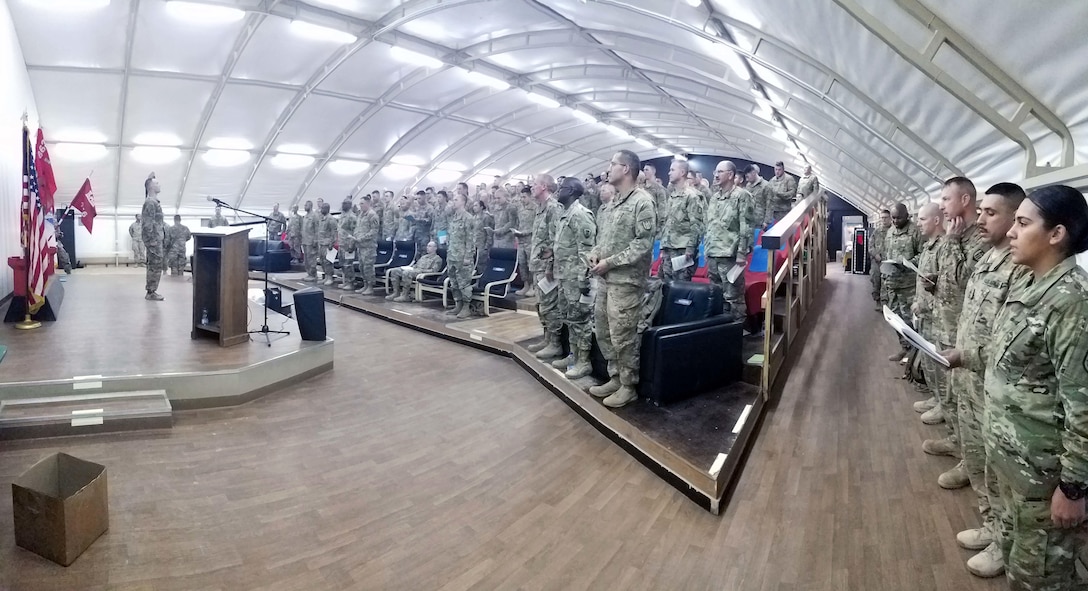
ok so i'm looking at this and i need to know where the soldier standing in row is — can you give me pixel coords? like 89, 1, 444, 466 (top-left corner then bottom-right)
549, 177, 596, 379
513, 188, 536, 296
768, 161, 797, 223
869, 209, 891, 308
287, 205, 302, 263
129, 215, 145, 266
704, 160, 754, 320
165, 214, 191, 276
268, 203, 286, 240
588, 150, 655, 409
909, 203, 945, 422
797, 164, 821, 202
529, 175, 563, 360
336, 200, 357, 290
491, 189, 517, 249
141, 173, 166, 301
445, 192, 475, 319
301, 201, 319, 282
317, 203, 338, 286
881, 203, 921, 361
353, 196, 380, 295
658, 158, 705, 282
745, 164, 774, 228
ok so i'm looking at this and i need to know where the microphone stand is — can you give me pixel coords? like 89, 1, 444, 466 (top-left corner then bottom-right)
210, 198, 289, 346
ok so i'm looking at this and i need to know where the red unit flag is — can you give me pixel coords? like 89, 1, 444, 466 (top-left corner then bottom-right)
70, 178, 97, 233
34, 128, 57, 212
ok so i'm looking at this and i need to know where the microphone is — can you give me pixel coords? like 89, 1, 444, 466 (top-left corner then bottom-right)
206, 196, 227, 206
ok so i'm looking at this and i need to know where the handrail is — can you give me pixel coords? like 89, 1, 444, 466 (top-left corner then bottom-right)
760, 193, 823, 250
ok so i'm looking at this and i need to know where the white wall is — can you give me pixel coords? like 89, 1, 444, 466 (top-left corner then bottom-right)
0, 0, 39, 297
68, 214, 269, 264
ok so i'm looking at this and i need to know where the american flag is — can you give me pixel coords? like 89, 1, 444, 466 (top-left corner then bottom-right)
20, 124, 55, 314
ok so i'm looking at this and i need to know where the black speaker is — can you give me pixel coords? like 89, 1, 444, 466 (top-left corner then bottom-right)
293, 287, 326, 341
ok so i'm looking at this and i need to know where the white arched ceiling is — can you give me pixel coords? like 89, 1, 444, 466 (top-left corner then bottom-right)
11, 0, 1087, 218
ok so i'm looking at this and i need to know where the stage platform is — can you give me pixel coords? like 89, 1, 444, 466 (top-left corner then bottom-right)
264, 270, 764, 514
0, 269, 334, 422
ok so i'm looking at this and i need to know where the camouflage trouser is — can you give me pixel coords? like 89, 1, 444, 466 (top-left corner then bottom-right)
388, 268, 419, 296
132, 239, 145, 264
995, 476, 1081, 591
594, 282, 642, 387
145, 242, 163, 293
447, 256, 473, 304
516, 240, 532, 286
288, 235, 301, 261
954, 367, 998, 538
319, 244, 334, 279
558, 279, 592, 354
770, 203, 791, 224
658, 247, 695, 283
303, 242, 319, 278
534, 272, 561, 336
57, 244, 72, 273
357, 242, 376, 287
167, 248, 186, 274
919, 317, 957, 444
707, 256, 746, 318
338, 248, 356, 285
870, 265, 882, 301
882, 278, 913, 349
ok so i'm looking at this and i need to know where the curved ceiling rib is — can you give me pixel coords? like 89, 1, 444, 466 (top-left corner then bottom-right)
111, 0, 140, 211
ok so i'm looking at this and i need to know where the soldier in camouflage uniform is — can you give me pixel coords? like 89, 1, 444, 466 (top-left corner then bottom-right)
658, 159, 705, 282
768, 161, 797, 223
704, 160, 754, 319
744, 164, 773, 228
580, 176, 601, 215
471, 198, 493, 271
796, 165, 821, 203
209, 205, 229, 228
353, 196, 380, 295
550, 177, 596, 379
382, 191, 400, 241
141, 174, 166, 300
909, 203, 943, 418
948, 185, 1088, 591
513, 189, 536, 296
301, 201, 319, 281
165, 214, 191, 275
55, 228, 72, 274
267, 203, 286, 240
939, 183, 1028, 578
316, 203, 338, 286
639, 171, 668, 234
869, 209, 891, 305
431, 191, 449, 247
444, 192, 476, 319
528, 175, 564, 360
588, 150, 656, 409
880, 203, 921, 358
287, 205, 302, 263
491, 189, 517, 249
386, 241, 444, 302
129, 215, 145, 266
931, 177, 992, 490
406, 192, 432, 255
335, 200, 357, 290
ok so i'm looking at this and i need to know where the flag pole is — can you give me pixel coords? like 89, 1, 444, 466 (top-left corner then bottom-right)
16, 116, 41, 330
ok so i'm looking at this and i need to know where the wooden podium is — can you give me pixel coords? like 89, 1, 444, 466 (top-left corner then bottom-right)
191, 227, 250, 347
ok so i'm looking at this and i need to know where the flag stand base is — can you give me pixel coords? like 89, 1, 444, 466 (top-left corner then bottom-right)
15, 314, 41, 330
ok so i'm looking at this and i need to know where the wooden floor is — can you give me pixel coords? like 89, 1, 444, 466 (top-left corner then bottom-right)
0, 269, 302, 383
0, 267, 1001, 590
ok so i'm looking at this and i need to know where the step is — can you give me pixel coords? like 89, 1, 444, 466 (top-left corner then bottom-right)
0, 390, 172, 441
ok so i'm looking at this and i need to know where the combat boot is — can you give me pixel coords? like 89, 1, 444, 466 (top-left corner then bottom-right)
385, 286, 398, 300
888, 347, 907, 362
966, 542, 1004, 578
565, 348, 593, 379
446, 301, 463, 316
550, 355, 572, 370
922, 437, 957, 457
359, 284, 374, 295
456, 305, 472, 319
938, 461, 970, 489
921, 405, 945, 425
956, 527, 993, 551
526, 338, 549, 353
393, 285, 409, 302
603, 385, 637, 408
913, 396, 937, 413
588, 377, 621, 398
535, 336, 562, 360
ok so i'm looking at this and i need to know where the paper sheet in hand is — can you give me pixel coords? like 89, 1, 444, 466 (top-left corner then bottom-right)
883, 306, 950, 367
671, 254, 694, 271
726, 262, 744, 283
536, 277, 558, 294
899, 258, 934, 283
325, 248, 338, 263
343, 249, 355, 260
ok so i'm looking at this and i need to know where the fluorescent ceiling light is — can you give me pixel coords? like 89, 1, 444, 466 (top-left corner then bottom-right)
270, 153, 315, 169
327, 159, 371, 175
132, 146, 181, 164
207, 137, 253, 150
436, 161, 467, 172
635, 137, 653, 148
465, 71, 509, 90
773, 128, 789, 142
526, 92, 560, 109
202, 149, 250, 167
53, 143, 108, 162
686, 0, 701, 5
165, 1, 244, 24
382, 163, 420, 180
721, 49, 751, 81
29, 0, 110, 10
571, 109, 597, 124
754, 103, 774, 120
276, 143, 317, 155
480, 168, 505, 177
54, 129, 108, 143
390, 154, 426, 166
427, 169, 461, 183
290, 20, 357, 44
389, 46, 443, 69
133, 132, 182, 146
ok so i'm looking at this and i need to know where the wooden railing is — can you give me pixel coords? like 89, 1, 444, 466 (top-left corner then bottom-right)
758, 193, 828, 399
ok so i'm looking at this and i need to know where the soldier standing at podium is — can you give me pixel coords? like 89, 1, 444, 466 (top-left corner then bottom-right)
141, 173, 166, 301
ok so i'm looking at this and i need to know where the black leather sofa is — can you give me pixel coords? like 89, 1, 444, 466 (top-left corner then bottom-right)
248, 239, 292, 272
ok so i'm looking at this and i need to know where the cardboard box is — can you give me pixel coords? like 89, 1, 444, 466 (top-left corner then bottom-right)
11, 453, 109, 566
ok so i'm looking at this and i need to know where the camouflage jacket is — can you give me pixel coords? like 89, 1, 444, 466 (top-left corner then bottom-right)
430, 204, 447, 237
445, 209, 475, 262
529, 197, 561, 274
934, 223, 990, 345
553, 201, 596, 282
660, 183, 705, 252
797, 173, 820, 199
959, 245, 1030, 373
353, 209, 380, 246
746, 177, 774, 227
868, 225, 887, 260
129, 222, 142, 242
579, 186, 601, 215
516, 199, 535, 236
209, 213, 229, 228
287, 213, 302, 238
644, 182, 668, 233
382, 205, 401, 241
880, 222, 921, 289
492, 203, 517, 248
165, 223, 191, 254
914, 235, 942, 322
473, 211, 494, 251
591, 187, 655, 287
140, 197, 165, 246
317, 214, 338, 247
704, 185, 754, 259
768, 173, 796, 211
984, 256, 1088, 497
268, 211, 286, 236
337, 211, 357, 250
410, 252, 444, 275
302, 211, 318, 244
